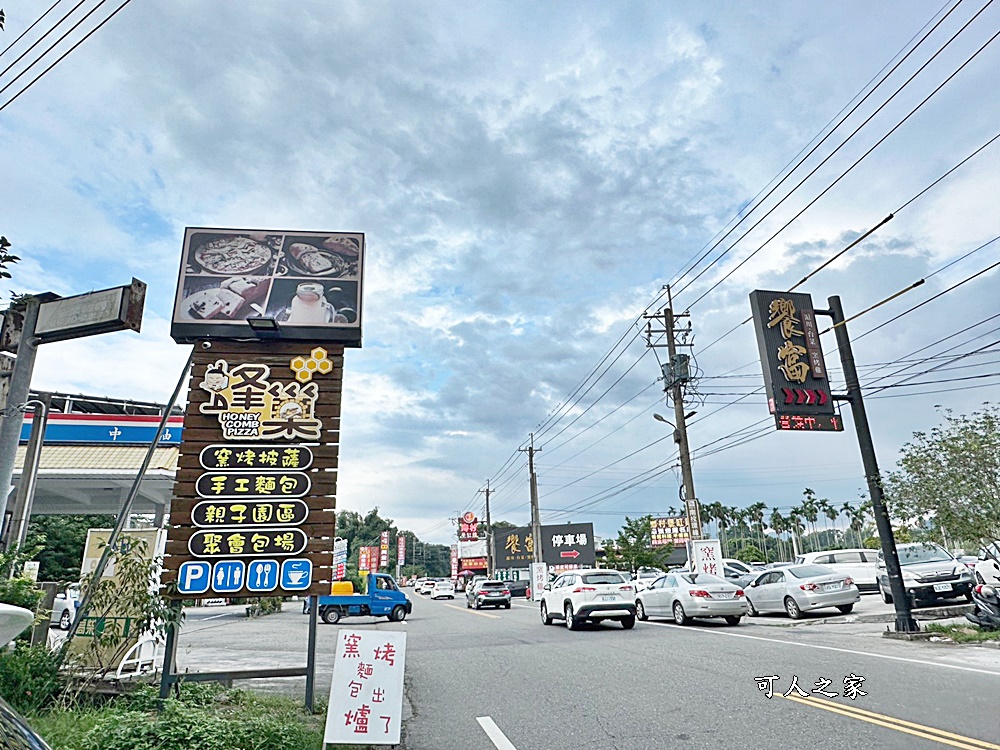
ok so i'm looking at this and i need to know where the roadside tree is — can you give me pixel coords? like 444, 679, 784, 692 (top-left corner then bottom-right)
885, 405, 1000, 547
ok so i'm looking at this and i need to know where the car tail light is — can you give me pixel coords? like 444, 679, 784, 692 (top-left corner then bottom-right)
501, 590, 510, 596
572, 586, 596, 593
735, 589, 745, 597
619, 585, 634, 592
689, 589, 711, 598
478, 591, 487, 597
799, 582, 818, 591
844, 577, 854, 586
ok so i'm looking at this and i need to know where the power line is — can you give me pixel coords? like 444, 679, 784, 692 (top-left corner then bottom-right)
0, 0, 63, 60
0, 0, 134, 112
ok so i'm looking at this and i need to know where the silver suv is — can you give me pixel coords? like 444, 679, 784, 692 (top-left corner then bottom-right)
877, 542, 974, 606
540, 569, 636, 630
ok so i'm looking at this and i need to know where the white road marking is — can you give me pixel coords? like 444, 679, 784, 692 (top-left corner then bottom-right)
477, 716, 518, 750
191, 613, 231, 622
640, 620, 1000, 676
441, 602, 501, 619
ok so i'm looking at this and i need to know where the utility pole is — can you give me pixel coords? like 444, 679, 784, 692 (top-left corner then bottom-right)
823, 296, 917, 632
519, 434, 542, 563
644, 287, 703, 542
480, 480, 493, 576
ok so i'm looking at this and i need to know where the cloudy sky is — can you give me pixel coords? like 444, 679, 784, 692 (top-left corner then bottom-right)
2, 1, 997, 546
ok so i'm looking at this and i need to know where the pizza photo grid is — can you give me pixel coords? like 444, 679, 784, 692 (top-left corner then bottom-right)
174, 229, 362, 327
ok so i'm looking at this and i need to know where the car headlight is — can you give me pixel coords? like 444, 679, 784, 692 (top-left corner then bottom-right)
901, 570, 919, 582
955, 566, 972, 579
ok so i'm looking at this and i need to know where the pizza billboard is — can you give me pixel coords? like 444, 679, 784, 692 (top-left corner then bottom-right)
170, 227, 364, 346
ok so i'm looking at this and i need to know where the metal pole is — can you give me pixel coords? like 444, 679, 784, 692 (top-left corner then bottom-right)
527, 435, 542, 564
825, 296, 918, 632
3, 394, 51, 550
664, 299, 702, 541
480, 481, 493, 574
158, 600, 183, 705
0, 298, 40, 529
305, 595, 318, 712
62, 348, 195, 657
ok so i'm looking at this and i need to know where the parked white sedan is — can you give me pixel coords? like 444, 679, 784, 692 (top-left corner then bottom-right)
636, 572, 747, 626
745, 564, 860, 619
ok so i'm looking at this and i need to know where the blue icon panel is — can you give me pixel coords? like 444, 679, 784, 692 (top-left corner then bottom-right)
246, 559, 280, 592
177, 561, 211, 594
212, 560, 246, 593
281, 559, 312, 590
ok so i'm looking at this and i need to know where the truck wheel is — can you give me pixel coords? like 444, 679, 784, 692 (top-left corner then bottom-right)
321, 607, 341, 624
390, 605, 407, 622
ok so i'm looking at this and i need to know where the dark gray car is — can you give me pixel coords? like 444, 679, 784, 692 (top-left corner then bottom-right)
466, 580, 512, 610
876, 542, 974, 607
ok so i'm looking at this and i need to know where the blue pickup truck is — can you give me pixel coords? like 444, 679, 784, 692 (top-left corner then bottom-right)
317, 573, 412, 624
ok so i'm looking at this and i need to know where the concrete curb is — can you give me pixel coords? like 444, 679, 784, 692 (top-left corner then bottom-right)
747, 603, 974, 628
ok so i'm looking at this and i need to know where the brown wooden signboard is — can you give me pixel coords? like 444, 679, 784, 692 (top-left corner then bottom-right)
162, 340, 341, 599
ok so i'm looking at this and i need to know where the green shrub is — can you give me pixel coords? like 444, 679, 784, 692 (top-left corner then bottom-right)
0, 644, 63, 713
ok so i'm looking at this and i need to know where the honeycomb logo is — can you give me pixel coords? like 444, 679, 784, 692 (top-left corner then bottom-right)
290, 347, 333, 383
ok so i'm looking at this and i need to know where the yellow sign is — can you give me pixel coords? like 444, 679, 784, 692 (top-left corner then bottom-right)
199, 360, 322, 440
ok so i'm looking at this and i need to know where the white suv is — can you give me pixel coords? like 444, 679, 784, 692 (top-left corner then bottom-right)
540, 569, 636, 630
975, 541, 1000, 585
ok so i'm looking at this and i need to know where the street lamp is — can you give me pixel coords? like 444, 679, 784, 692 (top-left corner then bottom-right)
653, 411, 696, 443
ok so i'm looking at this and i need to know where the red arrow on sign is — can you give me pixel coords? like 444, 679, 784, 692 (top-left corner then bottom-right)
805, 389, 817, 405
817, 390, 828, 406
782, 388, 795, 405
795, 390, 808, 405
560, 550, 580, 559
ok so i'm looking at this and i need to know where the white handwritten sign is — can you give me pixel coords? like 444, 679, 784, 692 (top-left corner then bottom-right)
692, 539, 723, 577
324, 629, 406, 746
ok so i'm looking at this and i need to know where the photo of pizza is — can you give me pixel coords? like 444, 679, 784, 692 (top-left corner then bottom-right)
193, 235, 275, 275
284, 242, 355, 277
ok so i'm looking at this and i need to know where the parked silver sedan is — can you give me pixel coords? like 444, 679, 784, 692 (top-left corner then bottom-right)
745, 564, 860, 619
635, 572, 748, 626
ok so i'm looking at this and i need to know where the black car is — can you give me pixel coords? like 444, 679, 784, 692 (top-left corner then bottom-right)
506, 579, 530, 598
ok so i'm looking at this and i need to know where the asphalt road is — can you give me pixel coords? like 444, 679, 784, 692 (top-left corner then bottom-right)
174, 593, 1000, 749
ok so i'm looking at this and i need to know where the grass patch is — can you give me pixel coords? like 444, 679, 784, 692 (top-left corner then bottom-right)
924, 623, 1000, 643
26, 683, 372, 750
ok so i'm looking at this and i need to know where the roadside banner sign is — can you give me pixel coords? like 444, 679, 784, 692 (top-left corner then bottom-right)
691, 539, 723, 578
379, 531, 390, 570
530, 562, 547, 602
396, 535, 405, 566
325, 629, 406, 745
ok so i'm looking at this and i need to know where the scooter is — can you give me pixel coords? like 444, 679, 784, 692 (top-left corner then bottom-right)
965, 583, 1000, 631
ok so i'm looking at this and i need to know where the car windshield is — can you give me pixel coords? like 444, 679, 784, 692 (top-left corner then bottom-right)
898, 545, 952, 564
677, 573, 727, 585
787, 565, 834, 578
480, 582, 505, 589
582, 572, 625, 585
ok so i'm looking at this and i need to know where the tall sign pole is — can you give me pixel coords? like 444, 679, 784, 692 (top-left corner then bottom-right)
749, 288, 916, 633
824, 296, 917, 632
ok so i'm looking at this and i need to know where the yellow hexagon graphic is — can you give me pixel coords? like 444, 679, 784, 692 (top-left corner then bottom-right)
311, 347, 328, 361
291, 356, 308, 372
295, 369, 312, 383
317, 359, 333, 374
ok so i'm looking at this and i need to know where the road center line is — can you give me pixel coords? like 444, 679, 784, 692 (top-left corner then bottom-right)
779, 694, 999, 750
441, 602, 501, 619
476, 716, 518, 750
639, 620, 1000, 676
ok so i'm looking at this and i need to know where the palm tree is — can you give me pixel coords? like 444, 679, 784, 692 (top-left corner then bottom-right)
800, 489, 820, 552
770, 508, 786, 561
787, 509, 805, 557
748, 502, 769, 562
823, 502, 839, 547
